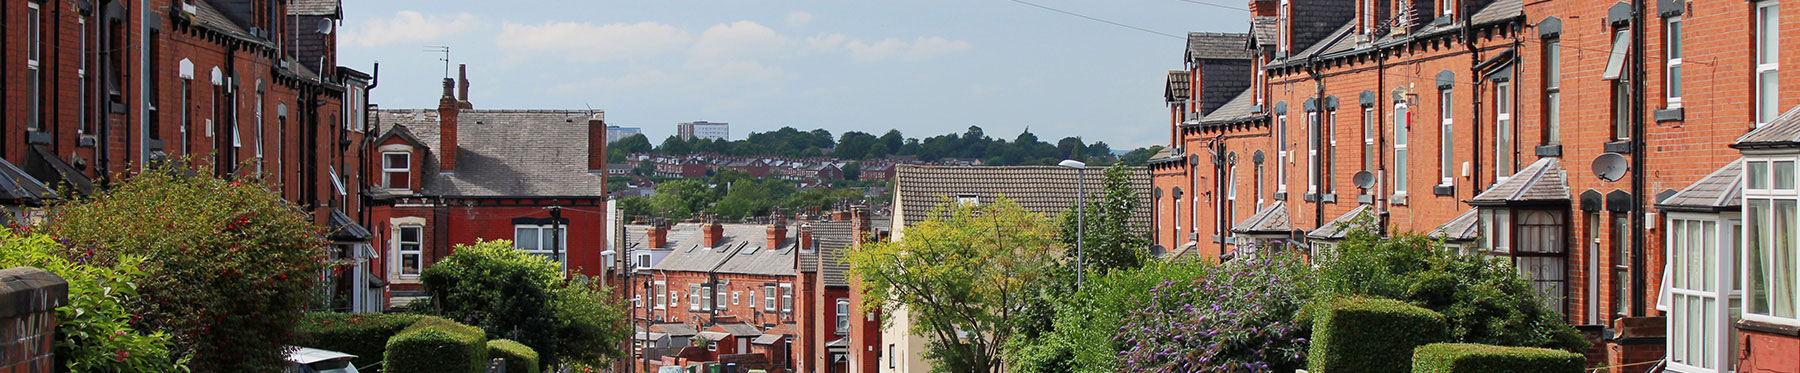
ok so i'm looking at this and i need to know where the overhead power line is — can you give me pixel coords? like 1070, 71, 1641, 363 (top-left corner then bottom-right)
1171, 0, 1250, 12
1008, 0, 1185, 40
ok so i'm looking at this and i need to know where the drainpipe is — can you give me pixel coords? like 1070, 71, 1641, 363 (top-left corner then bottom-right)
138, 0, 150, 172
1629, 0, 1648, 317
1376, 48, 1390, 236
1462, 0, 1484, 193
1309, 57, 1325, 232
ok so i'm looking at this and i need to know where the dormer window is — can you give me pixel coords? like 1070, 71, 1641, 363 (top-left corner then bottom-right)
382, 152, 412, 190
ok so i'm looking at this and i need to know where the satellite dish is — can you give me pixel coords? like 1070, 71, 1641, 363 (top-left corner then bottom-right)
1592, 153, 1630, 182
317, 19, 334, 34
1352, 171, 1376, 189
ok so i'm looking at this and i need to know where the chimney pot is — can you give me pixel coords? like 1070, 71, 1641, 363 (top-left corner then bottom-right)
647, 223, 670, 248
767, 219, 788, 250
704, 219, 726, 248
589, 116, 608, 174
457, 64, 472, 108
438, 79, 462, 172
798, 223, 813, 253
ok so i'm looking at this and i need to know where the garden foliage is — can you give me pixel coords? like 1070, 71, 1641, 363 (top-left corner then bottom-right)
47, 164, 326, 371
383, 317, 489, 373
1005, 260, 1218, 372
416, 240, 629, 367
1305, 296, 1448, 373
1410, 343, 1585, 373
294, 312, 428, 372
0, 230, 182, 372
1113, 254, 1315, 372
487, 339, 541, 373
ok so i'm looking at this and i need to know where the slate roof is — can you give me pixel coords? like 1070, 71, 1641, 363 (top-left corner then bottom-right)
652, 224, 793, 275
1250, 17, 1280, 46
0, 157, 54, 204
800, 218, 888, 287
1289, 0, 1356, 54
190, 0, 257, 42
287, 0, 341, 17
652, 323, 699, 337
1166, 70, 1192, 103
1187, 32, 1252, 61
1306, 205, 1373, 240
1734, 106, 1800, 149
1431, 209, 1480, 242
326, 208, 372, 241
1470, 0, 1525, 26
751, 334, 785, 345
892, 165, 1152, 232
1468, 158, 1570, 206
1657, 159, 1743, 212
372, 109, 607, 197
1195, 87, 1266, 128
695, 331, 731, 342
1232, 201, 1291, 234
711, 231, 798, 277
1275, 21, 1356, 66
718, 323, 763, 337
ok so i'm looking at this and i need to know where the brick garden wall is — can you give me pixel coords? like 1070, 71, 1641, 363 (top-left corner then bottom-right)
0, 267, 68, 372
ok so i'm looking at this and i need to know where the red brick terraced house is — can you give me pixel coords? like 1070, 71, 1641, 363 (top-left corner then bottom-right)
1, 0, 383, 312
624, 220, 803, 372
1147, 0, 1800, 371
796, 210, 886, 373
366, 68, 610, 306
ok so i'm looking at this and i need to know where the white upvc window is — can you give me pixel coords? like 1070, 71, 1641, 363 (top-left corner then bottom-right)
1444, 0, 1458, 17
1744, 157, 1799, 325
780, 283, 794, 313
747, 290, 756, 309
1495, 81, 1513, 181
1544, 40, 1562, 144
1277, 114, 1289, 193
1278, 0, 1291, 53
701, 284, 714, 311
836, 299, 851, 333
513, 225, 568, 264
78, 17, 88, 136
26, 2, 41, 132
1326, 110, 1337, 193
1308, 111, 1319, 194
655, 281, 668, 310
764, 285, 778, 312
731, 291, 740, 306
1363, 106, 1375, 172
689, 284, 702, 311
1438, 89, 1454, 186
382, 152, 412, 190
637, 253, 651, 269
397, 225, 423, 277
1665, 16, 1683, 108
716, 283, 728, 311
1394, 103, 1410, 195
1756, 2, 1781, 126
1666, 213, 1739, 373
1227, 165, 1239, 202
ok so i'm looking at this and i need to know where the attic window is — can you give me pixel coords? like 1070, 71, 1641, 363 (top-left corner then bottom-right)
957, 194, 980, 206
382, 152, 411, 190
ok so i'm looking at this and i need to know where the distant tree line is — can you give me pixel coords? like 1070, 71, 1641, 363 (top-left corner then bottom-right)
608, 125, 1166, 167
616, 169, 868, 221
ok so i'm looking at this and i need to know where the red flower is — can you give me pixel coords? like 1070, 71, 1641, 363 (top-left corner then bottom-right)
115, 349, 129, 361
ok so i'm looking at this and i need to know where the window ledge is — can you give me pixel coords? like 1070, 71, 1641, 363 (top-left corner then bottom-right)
1535, 144, 1563, 157
1321, 193, 1338, 203
1739, 319, 1800, 337
1433, 185, 1454, 196
1304, 193, 1319, 202
1356, 194, 1373, 204
1391, 193, 1408, 205
1604, 140, 1633, 154
1273, 192, 1288, 201
27, 131, 52, 145
1654, 107, 1685, 122
77, 136, 97, 148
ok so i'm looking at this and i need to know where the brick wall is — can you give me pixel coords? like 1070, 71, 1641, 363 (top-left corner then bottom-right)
0, 267, 69, 371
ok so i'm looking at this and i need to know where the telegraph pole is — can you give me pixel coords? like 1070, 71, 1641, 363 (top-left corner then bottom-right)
548, 205, 564, 274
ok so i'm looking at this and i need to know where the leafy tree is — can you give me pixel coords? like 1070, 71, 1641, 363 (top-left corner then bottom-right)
714, 181, 775, 219
1116, 146, 1165, 166
618, 197, 653, 221
1058, 163, 1149, 276
632, 161, 656, 177
847, 198, 1062, 373
843, 162, 863, 181
1055, 137, 1086, 163
612, 134, 654, 154
416, 240, 630, 367
880, 130, 905, 153
657, 136, 692, 155
48, 163, 326, 371
0, 230, 183, 372
867, 143, 891, 159
899, 138, 922, 156
648, 179, 715, 219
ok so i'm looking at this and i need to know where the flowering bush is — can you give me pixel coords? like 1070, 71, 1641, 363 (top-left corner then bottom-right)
1115, 254, 1315, 372
0, 229, 183, 372
47, 164, 327, 371
1005, 259, 1214, 372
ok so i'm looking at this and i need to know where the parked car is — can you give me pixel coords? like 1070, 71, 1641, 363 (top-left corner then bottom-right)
286, 346, 360, 373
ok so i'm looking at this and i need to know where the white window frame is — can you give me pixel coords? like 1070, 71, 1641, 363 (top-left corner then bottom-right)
637, 253, 651, 269
701, 284, 714, 311
26, 2, 42, 132
1444, 0, 1457, 17
1743, 156, 1800, 326
690, 284, 702, 311
78, 16, 88, 136
1278, 0, 1291, 53
513, 224, 568, 266
1439, 89, 1454, 187
1544, 40, 1562, 144
1495, 81, 1513, 182
1227, 164, 1239, 202
748, 289, 756, 309
1756, 2, 1780, 126
1363, 106, 1375, 172
1277, 113, 1289, 193
716, 283, 728, 311
1394, 103, 1410, 196
382, 152, 412, 190
1665, 212, 1739, 372
1327, 109, 1337, 193
655, 281, 668, 310
1665, 16, 1683, 108
836, 299, 851, 333
397, 225, 423, 278
764, 285, 778, 312
780, 283, 794, 313
1308, 111, 1319, 194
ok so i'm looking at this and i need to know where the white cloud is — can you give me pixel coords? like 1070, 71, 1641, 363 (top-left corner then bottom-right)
843, 36, 972, 61
496, 21, 694, 62
690, 21, 793, 62
341, 11, 480, 48
785, 12, 814, 27
804, 33, 848, 53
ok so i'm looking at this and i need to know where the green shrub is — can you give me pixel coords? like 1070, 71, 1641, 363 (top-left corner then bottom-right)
487, 339, 540, 373
1307, 296, 1448, 373
48, 163, 328, 371
418, 240, 629, 366
294, 312, 428, 372
0, 230, 182, 372
383, 317, 489, 373
1411, 343, 1584, 373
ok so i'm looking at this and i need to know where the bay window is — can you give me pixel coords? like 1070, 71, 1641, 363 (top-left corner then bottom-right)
1666, 213, 1738, 373
1478, 208, 1569, 313
1744, 157, 1798, 323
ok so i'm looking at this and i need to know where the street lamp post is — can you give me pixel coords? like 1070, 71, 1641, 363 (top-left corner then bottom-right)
1058, 159, 1087, 289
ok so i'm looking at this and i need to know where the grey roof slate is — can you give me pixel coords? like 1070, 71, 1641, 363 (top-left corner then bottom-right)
287, 0, 341, 16
1432, 209, 1480, 242
718, 323, 762, 337
1187, 32, 1251, 61
652, 323, 698, 337
695, 331, 730, 341
1232, 201, 1291, 234
1306, 205, 1373, 240
1289, 0, 1357, 54
191, 1, 256, 41
652, 224, 792, 276
1657, 159, 1743, 212
1197, 59, 1254, 116
1250, 17, 1279, 46
1735, 106, 1800, 148
0, 157, 54, 204
1166, 70, 1192, 103
372, 109, 607, 197
1281, 21, 1356, 65
892, 165, 1152, 232
1195, 87, 1266, 128
802, 218, 887, 287
1469, 158, 1570, 206
1470, 0, 1524, 26
751, 334, 785, 345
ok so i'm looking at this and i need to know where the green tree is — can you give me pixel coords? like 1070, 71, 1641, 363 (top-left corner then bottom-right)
1058, 163, 1149, 276
1116, 146, 1165, 166
714, 181, 775, 219
613, 134, 654, 154
880, 130, 905, 154
648, 179, 716, 219
657, 136, 693, 155
847, 198, 1063, 373
632, 162, 655, 177
49, 163, 326, 371
618, 197, 653, 221
843, 162, 863, 181
416, 240, 630, 367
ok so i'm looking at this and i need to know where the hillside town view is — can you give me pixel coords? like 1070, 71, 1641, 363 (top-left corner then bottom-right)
0, 0, 1793, 372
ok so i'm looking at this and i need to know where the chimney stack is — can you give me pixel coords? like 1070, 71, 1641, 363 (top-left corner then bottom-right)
703, 216, 725, 248
831, 210, 851, 222
851, 205, 871, 244
1248, 0, 1278, 17
646, 220, 670, 248
766, 214, 788, 249
438, 78, 460, 172
589, 114, 608, 174
797, 223, 813, 253
457, 64, 472, 109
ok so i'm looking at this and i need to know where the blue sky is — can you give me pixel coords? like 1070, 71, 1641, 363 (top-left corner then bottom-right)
337, 0, 1249, 150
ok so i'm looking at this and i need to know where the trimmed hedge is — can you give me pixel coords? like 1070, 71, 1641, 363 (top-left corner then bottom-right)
294, 312, 429, 372
384, 317, 490, 373
487, 339, 540, 373
1411, 343, 1584, 373
1307, 297, 1449, 373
